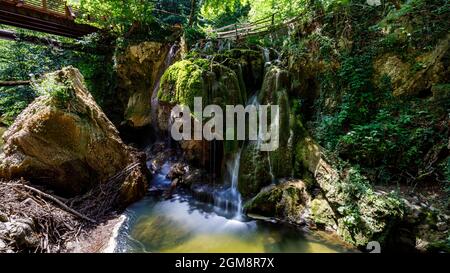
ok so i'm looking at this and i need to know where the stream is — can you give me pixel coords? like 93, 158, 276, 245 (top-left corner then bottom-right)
113, 160, 352, 253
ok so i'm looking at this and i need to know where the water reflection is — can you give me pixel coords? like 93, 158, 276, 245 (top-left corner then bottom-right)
115, 161, 352, 253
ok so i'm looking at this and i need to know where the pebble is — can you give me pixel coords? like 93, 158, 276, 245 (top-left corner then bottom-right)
0, 239, 6, 249
0, 211, 8, 222
436, 222, 448, 232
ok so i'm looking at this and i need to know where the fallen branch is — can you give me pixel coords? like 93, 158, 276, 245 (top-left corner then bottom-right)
1, 181, 96, 224
0, 80, 30, 86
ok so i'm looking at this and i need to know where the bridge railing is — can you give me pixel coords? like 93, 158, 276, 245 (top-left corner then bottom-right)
1, 0, 76, 19
209, 14, 276, 40
209, 13, 309, 40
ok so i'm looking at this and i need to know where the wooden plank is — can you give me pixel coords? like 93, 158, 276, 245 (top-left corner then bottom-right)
0, 0, 97, 38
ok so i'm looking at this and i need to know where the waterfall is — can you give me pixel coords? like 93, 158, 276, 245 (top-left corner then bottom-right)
151, 43, 180, 130
250, 94, 276, 184
213, 149, 243, 219
228, 149, 243, 218
262, 47, 270, 65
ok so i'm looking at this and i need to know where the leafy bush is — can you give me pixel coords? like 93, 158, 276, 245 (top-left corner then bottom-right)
0, 86, 36, 125
32, 75, 72, 105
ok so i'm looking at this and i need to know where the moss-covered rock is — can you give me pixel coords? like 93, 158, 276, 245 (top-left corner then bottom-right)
260, 66, 293, 178
310, 198, 337, 229
158, 58, 245, 110
238, 142, 272, 198
157, 58, 245, 167
214, 48, 265, 95
0, 67, 147, 204
244, 179, 311, 224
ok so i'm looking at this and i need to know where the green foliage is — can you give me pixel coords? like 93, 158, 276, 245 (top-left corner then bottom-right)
0, 27, 114, 125
0, 86, 35, 125
201, 0, 251, 27
32, 75, 72, 105
71, 0, 155, 33
301, 0, 450, 186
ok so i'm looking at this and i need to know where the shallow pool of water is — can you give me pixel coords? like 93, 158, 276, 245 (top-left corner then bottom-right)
115, 192, 353, 253
114, 161, 353, 253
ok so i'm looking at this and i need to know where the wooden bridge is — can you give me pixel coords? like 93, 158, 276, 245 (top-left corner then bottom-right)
209, 14, 299, 40
0, 0, 97, 38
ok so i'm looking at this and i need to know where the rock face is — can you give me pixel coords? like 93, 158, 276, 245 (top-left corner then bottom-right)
0, 217, 39, 251
0, 67, 147, 203
238, 65, 293, 198
238, 142, 272, 198
373, 34, 449, 97
244, 179, 311, 225
0, 126, 6, 151
295, 132, 404, 247
115, 41, 173, 127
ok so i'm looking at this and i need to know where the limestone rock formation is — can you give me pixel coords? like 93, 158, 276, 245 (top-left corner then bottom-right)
373, 34, 449, 97
157, 58, 245, 167
238, 65, 293, 198
0, 67, 147, 205
115, 41, 174, 127
244, 179, 311, 225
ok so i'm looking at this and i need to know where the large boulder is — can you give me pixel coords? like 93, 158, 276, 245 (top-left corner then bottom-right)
244, 179, 311, 225
0, 67, 147, 204
115, 41, 174, 128
157, 59, 245, 167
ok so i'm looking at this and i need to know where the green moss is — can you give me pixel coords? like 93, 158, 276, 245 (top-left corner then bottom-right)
310, 198, 337, 228
238, 142, 271, 198
158, 59, 205, 110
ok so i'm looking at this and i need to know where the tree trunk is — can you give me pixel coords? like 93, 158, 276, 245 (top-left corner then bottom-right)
0, 29, 110, 55
188, 0, 197, 27
0, 80, 30, 86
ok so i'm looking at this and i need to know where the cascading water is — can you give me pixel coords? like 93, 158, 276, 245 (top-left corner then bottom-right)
262, 47, 270, 65
214, 149, 243, 219
151, 43, 180, 130
250, 94, 276, 184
